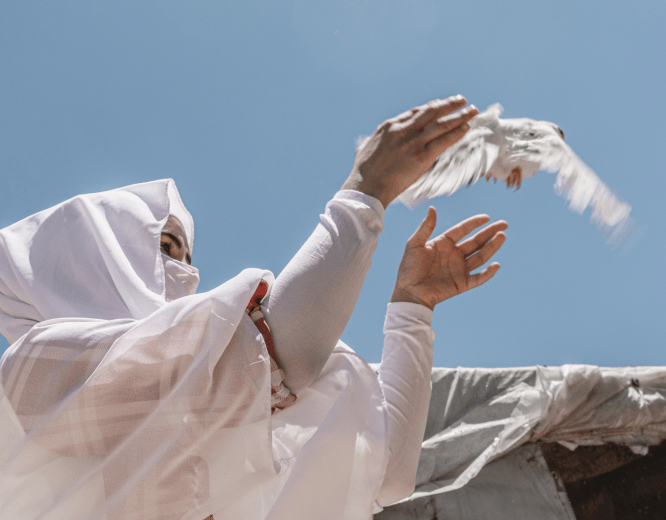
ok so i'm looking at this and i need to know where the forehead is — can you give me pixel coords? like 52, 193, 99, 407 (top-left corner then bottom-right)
162, 216, 189, 247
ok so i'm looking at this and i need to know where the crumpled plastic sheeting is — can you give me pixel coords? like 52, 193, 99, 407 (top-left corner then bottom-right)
408, 364, 666, 499
376, 443, 576, 520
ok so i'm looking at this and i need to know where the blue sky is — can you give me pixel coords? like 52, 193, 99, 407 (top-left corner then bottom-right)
1, 1, 664, 368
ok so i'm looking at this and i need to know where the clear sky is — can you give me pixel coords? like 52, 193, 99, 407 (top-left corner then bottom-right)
1, 1, 664, 369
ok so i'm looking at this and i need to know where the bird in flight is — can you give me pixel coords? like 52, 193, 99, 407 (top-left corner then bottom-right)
398, 104, 633, 247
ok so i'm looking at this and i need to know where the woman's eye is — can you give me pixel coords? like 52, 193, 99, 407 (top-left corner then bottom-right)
161, 242, 171, 254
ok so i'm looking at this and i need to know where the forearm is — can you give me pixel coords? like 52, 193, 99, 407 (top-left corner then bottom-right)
376, 302, 434, 507
264, 190, 384, 394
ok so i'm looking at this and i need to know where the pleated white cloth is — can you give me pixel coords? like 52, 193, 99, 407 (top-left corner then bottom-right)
0, 180, 388, 520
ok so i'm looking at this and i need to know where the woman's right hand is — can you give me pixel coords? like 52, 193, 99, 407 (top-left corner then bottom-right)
390, 207, 507, 310
341, 96, 478, 208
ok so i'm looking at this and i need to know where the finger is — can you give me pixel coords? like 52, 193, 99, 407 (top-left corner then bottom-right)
389, 107, 419, 124
406, 95, 468, 131
459, 220, 508, 257
443, 214, 490, 244
467, 262, 501, 290
422, 107, 479, 163
466, 232, 506, 271
420, 105, 478, 146
406, 207, 437, 247
422, 122, 471, 164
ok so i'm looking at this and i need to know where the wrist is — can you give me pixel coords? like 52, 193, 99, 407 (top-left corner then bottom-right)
341, 172, 391, 208
390, 286, 434, 311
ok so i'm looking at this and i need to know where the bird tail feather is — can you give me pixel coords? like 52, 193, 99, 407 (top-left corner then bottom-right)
554, 152, 634, 248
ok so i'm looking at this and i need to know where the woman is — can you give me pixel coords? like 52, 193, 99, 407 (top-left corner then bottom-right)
0, 96, 506, 519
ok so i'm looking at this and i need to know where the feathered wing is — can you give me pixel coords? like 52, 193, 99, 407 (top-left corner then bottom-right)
512, 137, 634, 247
469, 102, 503, 129
398, 127, 500, 208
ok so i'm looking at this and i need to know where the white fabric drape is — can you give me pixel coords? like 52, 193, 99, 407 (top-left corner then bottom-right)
0, 180, 194, 344
0, 180, 389, 520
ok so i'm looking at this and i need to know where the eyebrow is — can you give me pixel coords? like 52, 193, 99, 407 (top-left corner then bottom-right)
160, 231, 183, 250
161, 231, 192, 265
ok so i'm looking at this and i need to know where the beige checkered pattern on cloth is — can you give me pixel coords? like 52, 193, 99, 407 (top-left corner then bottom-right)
2, 279, 296, 520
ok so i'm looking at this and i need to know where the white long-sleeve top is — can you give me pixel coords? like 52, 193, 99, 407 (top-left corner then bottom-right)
264, 191, 435, 507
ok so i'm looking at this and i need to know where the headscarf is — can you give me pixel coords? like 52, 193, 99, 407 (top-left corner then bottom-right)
0, 179, 196, 344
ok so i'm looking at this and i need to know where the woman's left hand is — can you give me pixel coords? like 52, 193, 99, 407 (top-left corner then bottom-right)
390, 207, 508, 310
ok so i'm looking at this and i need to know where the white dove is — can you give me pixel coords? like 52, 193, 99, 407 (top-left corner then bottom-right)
398, 103, 633, 247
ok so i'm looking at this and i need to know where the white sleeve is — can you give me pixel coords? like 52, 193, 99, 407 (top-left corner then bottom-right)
375, 302, 435, 507
264, 190, 385, 394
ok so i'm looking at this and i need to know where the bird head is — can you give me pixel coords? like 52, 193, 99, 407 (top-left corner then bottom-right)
551, 123, 565, 141
507, 119, 566, 144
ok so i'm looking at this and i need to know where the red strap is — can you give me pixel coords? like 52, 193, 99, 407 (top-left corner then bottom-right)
245, 279, 269, 313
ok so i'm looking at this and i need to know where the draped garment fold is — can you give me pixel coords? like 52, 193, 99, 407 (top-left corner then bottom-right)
1, 269, 388, 520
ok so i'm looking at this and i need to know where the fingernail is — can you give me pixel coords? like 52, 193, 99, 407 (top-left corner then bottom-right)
454, 94, 464, 101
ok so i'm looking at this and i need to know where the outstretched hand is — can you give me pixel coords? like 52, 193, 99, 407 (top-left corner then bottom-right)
391, 208, 507, 310
342, 96, 478, 208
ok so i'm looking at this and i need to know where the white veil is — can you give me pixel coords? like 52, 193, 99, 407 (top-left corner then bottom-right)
0, 179, 194, 344
0, 180, 388, 520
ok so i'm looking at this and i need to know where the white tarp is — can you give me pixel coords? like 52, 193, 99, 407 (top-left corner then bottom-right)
376, 443, 576, 520
369, 364, 666, 501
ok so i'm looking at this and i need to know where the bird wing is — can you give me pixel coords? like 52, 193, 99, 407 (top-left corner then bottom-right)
511, 136, 634, 247
398, 127, 500, 208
